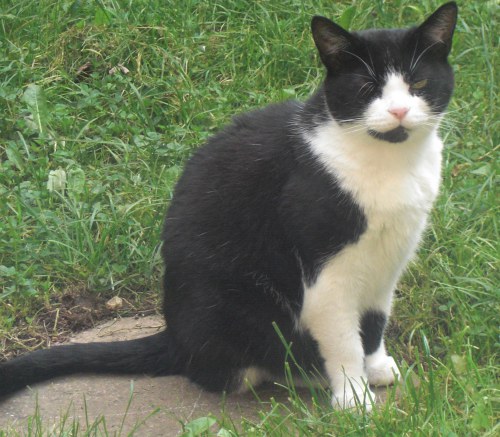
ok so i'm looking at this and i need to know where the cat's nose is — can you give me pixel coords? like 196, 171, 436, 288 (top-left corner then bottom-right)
388, 107, 409, 120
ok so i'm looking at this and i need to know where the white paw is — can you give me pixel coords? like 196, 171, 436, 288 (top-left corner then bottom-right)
331, 379, 375, 411
366, 355, 400, 386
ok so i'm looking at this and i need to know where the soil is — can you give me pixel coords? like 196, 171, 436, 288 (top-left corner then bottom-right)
0, 285, 159, 361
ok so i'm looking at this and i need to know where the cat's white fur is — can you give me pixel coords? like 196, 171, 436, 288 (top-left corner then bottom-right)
300, 73, 443, 410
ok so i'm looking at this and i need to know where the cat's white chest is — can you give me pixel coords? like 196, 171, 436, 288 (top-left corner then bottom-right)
301, 122, 443, 314
308, 120, 443, 215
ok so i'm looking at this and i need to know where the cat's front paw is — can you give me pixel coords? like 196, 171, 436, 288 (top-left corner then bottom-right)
365, 354, 400, 386
331, 379, 375, 411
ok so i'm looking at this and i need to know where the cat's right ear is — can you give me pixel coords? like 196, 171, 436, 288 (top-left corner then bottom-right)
311, 16, 353, 70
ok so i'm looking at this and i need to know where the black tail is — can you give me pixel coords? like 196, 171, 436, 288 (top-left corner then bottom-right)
0, 330, 184, 398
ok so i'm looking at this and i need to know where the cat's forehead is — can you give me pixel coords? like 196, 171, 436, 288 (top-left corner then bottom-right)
351, 28, 416, 74
354, 28, 411, 44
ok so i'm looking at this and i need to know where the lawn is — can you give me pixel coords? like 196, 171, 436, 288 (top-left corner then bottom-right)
0, 0, 498, 435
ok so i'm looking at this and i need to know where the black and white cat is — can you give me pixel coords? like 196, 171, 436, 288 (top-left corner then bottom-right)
0, 3, 457, 410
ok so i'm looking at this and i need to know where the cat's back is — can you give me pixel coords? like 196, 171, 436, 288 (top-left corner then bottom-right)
161, 100, 305, 252
199, 99, 302, 165
166, 100, 303, 210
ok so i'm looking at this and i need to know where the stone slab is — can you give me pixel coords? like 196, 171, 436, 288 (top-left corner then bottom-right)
0, 316, 392, 435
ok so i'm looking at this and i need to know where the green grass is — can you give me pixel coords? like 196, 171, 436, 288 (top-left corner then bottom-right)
0, 0, 498, 435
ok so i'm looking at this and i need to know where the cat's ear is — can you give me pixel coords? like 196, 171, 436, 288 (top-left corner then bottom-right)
417, 2, 458, 55
311, 16, 354, 70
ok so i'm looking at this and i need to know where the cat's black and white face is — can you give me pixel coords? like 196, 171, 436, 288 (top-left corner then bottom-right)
312, 3, 457, 143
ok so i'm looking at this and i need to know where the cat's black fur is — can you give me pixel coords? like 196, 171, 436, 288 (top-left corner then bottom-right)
0, 3, 457, 398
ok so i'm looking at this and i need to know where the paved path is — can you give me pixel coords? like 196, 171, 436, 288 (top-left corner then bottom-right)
0, 316, 391, 435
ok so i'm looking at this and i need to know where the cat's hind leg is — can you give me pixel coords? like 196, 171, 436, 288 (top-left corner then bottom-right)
186, 362, 244, 392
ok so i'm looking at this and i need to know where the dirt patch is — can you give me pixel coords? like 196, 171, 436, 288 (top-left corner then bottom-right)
0, 284, 159, 361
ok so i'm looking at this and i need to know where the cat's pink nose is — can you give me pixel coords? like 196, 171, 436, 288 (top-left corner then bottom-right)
388, 107, 409, 120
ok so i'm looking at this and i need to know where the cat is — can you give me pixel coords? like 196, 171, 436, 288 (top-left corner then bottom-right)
0, 2, 457, 410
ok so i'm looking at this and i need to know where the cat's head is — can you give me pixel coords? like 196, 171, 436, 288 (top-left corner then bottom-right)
311, 2, 457, 143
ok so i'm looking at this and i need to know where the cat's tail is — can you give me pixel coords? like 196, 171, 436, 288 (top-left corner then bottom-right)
0, 330, 185, 398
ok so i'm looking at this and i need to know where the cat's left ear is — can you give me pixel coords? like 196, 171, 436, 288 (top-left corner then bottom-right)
417, 2, 458, 55
311, 16, 355, 70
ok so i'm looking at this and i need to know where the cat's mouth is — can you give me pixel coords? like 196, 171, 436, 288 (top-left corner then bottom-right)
368, 126, 409, 143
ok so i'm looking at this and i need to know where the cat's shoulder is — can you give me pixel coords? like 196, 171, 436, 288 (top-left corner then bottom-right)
230, 99, 302, 129
190, 99, 305, 166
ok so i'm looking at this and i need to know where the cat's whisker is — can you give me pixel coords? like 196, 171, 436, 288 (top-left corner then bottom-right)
362, 84, 375, 97
366, 48, 376, 78
356, 82, 374, 98
410, 41, 441, 73
409, 41, 420, 74
351, 73, 374, 80
340, 125, 371, 135
343, 50, 377, 79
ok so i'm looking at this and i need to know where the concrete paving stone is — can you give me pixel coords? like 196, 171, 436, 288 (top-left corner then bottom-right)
0, 316, 394, 435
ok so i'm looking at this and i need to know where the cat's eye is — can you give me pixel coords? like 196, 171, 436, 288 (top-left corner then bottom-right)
411, 79, 428, 90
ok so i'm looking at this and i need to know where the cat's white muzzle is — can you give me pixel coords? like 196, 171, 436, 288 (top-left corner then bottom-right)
364, 73, 433, 141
